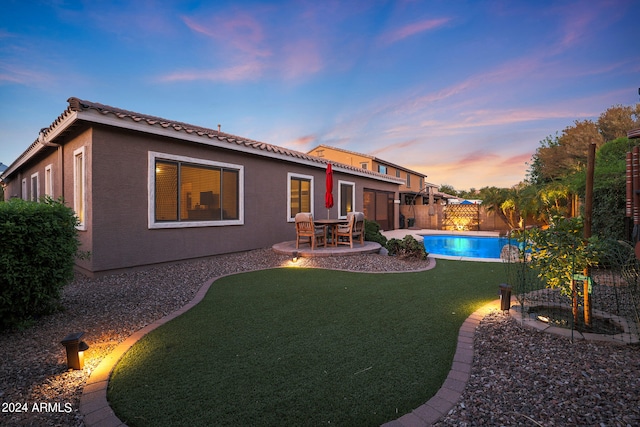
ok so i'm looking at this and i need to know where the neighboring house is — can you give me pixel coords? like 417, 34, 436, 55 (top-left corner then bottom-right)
1, 98, 403, 275
308, 144, 427, 197
307, 144, 452, 227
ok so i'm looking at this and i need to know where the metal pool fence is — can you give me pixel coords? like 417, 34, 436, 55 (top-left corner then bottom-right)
503, 240, 640, 345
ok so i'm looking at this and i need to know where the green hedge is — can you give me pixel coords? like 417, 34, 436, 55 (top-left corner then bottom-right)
0, 198, 83, 330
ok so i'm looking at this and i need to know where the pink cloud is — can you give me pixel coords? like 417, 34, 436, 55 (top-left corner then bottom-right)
548, 0, 628, 54
370, 139, 420, 156
158, 62, 265, 83
281, 40, 324, 79
0, 63, 52, 85
501, 152, 533, 167
379, 17, 450, 45
424, 151, 530, 189
288, 134, 316, 147
182, 14, 270, 59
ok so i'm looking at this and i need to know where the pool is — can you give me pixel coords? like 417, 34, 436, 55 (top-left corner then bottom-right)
420, 234, 510, 259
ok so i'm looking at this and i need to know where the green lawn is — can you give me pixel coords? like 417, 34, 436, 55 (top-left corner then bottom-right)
108, 260, 502, 426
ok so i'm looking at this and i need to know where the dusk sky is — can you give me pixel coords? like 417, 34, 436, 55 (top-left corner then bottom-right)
1, 0, 638, 190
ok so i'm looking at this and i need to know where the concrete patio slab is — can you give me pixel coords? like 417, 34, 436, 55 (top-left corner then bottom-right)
272, 240, 382, 257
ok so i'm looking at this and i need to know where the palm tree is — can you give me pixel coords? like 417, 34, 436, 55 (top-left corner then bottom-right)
478, 186, 515, 229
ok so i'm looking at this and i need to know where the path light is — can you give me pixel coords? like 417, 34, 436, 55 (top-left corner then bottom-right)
292, 251, 299, 263
537, 315, 550, 323
499, 283, 512, 312
61, 332, 90, 370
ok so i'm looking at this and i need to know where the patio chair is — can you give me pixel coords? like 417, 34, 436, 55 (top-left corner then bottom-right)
295, 212, 327, 250
335, 212, 365, 248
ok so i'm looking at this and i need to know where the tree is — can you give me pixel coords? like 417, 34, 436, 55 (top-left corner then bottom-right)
559, 120, 605, 171
528, 133, 561, 184
520, 216, 599, 326
597, 103, 640, 143
537, 181, 571, 219
438, 184, 458, 197
478, 186, 512, 228
528, 120, 604, 184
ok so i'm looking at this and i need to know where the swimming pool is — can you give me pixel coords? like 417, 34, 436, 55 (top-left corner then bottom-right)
420, 234, 510, 259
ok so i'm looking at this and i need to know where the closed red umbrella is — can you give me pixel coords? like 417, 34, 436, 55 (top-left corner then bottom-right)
325, 163, 334, 218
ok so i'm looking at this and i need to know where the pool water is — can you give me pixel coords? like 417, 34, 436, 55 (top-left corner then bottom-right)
421, 234, 509, 259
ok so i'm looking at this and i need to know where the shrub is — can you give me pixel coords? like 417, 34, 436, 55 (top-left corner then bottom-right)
518, 216, 599, 297
0, 197, 84, 330
387, 235, 428, 260
364, 219, 388, 247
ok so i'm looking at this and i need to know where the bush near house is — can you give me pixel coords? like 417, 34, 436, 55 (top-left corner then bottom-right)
0, 198, 83, 330
387, 235, 429, 260
364, 219, 388, 247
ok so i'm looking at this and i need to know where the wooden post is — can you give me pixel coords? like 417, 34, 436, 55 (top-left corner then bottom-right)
582, 141, 596, 328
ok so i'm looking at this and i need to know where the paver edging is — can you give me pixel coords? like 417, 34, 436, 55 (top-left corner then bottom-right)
80, 276, 217, 427
382, 300, 501, 427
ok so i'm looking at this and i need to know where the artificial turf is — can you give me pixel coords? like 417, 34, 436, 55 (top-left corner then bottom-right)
108, 260, 502, 426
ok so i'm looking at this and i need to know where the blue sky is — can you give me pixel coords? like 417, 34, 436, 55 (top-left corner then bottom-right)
1, 0, 638, 189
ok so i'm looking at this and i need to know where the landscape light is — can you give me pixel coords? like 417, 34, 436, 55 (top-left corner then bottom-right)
61, 332, 90, 370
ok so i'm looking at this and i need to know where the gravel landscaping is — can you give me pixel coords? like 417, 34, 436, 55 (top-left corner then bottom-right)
1, 248, 639, 426
434, 311, 640, 427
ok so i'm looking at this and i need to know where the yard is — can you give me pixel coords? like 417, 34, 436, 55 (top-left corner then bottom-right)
107, 262, 501, 426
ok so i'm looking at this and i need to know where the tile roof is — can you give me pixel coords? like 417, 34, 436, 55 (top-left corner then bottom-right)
2, 98, 403, 185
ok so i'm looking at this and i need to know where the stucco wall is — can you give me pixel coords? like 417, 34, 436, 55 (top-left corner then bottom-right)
83, 125, 398, 273
3, 123, 399, 274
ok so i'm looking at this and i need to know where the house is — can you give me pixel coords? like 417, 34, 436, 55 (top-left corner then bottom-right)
1, 98, 403, 275
307, 144, 453, 228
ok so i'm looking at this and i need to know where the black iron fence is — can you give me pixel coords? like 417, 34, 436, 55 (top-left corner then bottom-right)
503, 238, 640, 345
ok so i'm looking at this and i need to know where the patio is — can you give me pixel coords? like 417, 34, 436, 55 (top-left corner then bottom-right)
272, 240, 382, 257
271, 228, 431, 258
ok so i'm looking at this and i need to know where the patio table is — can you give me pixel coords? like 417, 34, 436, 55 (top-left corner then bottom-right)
314, 218, 348, 246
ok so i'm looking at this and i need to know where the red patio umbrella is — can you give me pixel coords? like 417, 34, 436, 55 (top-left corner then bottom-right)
325, 163, 334, 218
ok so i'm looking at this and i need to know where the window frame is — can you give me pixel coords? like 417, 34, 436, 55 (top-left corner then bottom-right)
73, 147, 87, 230
287, 172, 314, 222
30, 172, 39, 201
44, 164, 53, 198
148, 152, 244, 229
338, 180, 355, 219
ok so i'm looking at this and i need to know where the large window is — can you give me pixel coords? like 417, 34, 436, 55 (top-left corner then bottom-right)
288, 173, 313, 221
73, 147, 86, 230
150, 152, 243, 228
338, 180, 355, 218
